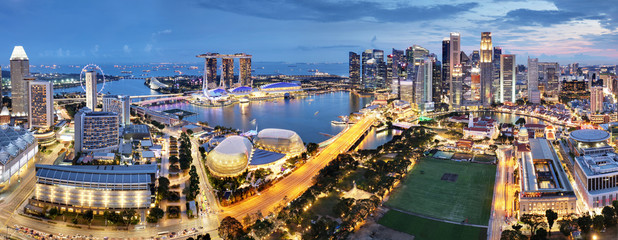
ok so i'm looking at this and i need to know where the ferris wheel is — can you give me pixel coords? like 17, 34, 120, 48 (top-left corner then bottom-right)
79, 64, 106, 93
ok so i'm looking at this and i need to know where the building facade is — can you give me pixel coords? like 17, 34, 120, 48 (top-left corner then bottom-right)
239, 58, 252, 87
102, 95, 131, 127
480, 32, 493, 107
500, 54, 516, 103
85, 71, 98, 110
74, 108, 120, 153
28, 81, 54, 129
449, 33, 461, 109
591, 86, 604, 114
30, 164, 156, 214
442, 38, 450, 102
0, 126, 37, 190
10, 46, 30, 116
348, 52, 360, 85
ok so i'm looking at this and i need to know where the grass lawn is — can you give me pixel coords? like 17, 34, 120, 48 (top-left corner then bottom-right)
473, 154, 497, 163
385, 157, 495, 225
309, 193, 340, 217
378, 210, 486, 240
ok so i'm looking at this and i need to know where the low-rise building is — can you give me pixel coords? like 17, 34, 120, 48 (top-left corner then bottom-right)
515, 135, 577, 215
0, 126, 37, 190
29, 164, 157, 214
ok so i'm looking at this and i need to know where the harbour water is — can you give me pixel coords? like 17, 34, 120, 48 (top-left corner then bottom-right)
149, 92, 376, 144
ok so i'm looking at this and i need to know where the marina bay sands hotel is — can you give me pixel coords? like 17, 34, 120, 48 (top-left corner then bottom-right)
197, 53, 252, 89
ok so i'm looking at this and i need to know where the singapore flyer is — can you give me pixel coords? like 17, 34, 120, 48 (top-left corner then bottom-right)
79, 64, 106, 93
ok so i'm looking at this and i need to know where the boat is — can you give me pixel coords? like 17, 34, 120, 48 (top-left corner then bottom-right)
121, 71, 132, 74
314, 111, 319, 115
331, 120, 350, 125
239, 98, 249, 103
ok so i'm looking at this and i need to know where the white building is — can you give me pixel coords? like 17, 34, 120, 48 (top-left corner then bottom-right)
0, 126, 37, 190
85, 71, 98, 110
74, 108, 119, 153
103, 95, 131, 127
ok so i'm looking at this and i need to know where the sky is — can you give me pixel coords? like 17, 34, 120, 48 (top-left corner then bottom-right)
2, 0, 618, 65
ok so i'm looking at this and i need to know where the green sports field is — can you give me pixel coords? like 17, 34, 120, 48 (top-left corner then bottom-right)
385, 157, 496, 225
378, 210, 486, 240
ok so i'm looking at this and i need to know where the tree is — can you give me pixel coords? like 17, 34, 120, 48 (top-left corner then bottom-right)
512, 224, 523, 232
147, 207, 165, 223
500, 230, 526, 240
531, 228, 548, 240
601, 205, 616, 227
515, 117, 526, 126
122, 209, 137, 227
545, 209, 558, 235
306, 142, 319, 155
157, 177, 170, 201
592, 214, 605, 232
82, 210, 94, 227
251, 219, 274, 239
577, 214, 593, 234
218, 216, 245, 240
558, 214, 577, 237
521, 214, 547, 236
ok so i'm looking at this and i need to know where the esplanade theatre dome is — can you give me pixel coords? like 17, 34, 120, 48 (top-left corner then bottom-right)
254, 128, 305, 154
206, 136, 253, 177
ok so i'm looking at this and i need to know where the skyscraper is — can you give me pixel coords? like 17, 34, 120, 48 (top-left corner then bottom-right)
221, 58, 234, 88
74, 108, 119, 153
538, 62, 560, 101
500, 54, 516, 103
361, 49, 385, 89
28, 80, 53, 129
390, 49, 405, 97
452, 64, 463, 109
417, 57, 434, 112
85, 71, 98, 110
449, 33, 461, 108
206, 58, 217, 88
10, 46, 30, 116
442, 38, 450, 102
374, 49, 387, 88
348, 52, 360, 85
527, 57, 540, 104
239, 58, 252, 87
480, 32, 493, 107
591, 86, 604, 113
492, 47, 502, 103
103, 95, 131, 127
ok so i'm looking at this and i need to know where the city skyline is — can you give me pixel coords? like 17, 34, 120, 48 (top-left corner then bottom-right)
1, 0, 618, 65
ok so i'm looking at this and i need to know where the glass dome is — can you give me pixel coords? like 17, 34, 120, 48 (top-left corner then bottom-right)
206, 136, 253, 177
254, 128, 305, 154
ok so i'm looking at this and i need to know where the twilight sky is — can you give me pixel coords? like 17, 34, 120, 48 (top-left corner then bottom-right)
2, 0, 618, 65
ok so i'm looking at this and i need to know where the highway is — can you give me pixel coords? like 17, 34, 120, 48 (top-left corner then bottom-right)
488, 146, 512, 240
220, 115, 376, 219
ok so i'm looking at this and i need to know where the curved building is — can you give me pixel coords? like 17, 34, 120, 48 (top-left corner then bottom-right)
206, 136, 253, 177
259, 82, 302, 92
254, 128, 305, 154
568, 129, 612, 156
230, 86, 252, 95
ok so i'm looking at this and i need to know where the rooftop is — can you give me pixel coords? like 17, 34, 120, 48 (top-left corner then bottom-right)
10, 46, 28, 61
570, 129, 610, 143
35, 164, 157, 184
520, 138, 573, 193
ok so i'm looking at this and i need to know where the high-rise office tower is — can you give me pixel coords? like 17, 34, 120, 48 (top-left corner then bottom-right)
415, 57, 434, 112
85, 71, 98, 110
449, 33, 461, 108
386, 55, 393, 88
452, 64, 463, 109
221, 58, 234, 88
590, 86, 604, 113
10, 46, 30, 116
399, 80, 414, 104
206, 58, 217, 88
74, 108, 119, 153
103, 95, 131, 127
431, 56, 442, 104
471, 50, 480, 66
239, 58, 252, 87
527, 57, 540, 104
480, 32, 493, 107
492, 47, 502, 103
390, 49, 405, 97
28, 80, 53, 129
500, 54, 516, 103
442, 38, 450, 102
538, 62, 560, 101
348, 52, 360, 85
361, 49, 385, 89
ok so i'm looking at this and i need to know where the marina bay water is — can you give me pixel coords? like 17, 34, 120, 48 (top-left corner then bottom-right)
149, 92, 379, 144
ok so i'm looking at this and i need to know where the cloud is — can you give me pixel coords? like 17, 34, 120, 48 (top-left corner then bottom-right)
123, 44, 131, 53
501, 9, 583, 26
152, 29, 172, 37
196, 0, 478, 23
91, 44, 99, 56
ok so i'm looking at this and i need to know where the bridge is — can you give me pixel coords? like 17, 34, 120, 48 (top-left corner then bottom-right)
53, 93, 189, 106
220, 114, 376, 218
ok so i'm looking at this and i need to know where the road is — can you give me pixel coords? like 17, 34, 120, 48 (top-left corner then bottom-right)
488, 146, 511, 240
220, 115, 376, 219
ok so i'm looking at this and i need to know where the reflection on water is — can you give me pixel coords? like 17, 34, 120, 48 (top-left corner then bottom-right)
149, 92, 374, 143
356, 129, 402, 150
475, 112, 545, 125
